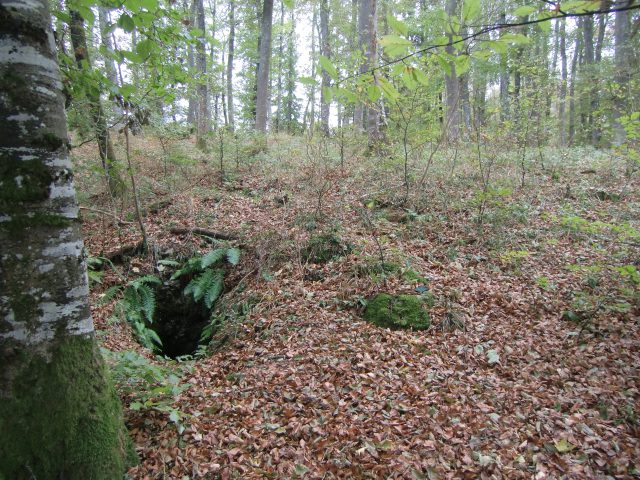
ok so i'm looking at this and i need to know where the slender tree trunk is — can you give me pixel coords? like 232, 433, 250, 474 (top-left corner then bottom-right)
255, 0, 274, 133
98, 8, 121, 113
319, 0, 331, 136
194, 0, 209, 150
185, 0, 196, 125
285, 7, 297, 132
499, 12, 509, 121
0, 2, 134, 477
613, 5, 631, 145
558, 18, 568, 146
568, 28, 582, 146
69, 11, 122, 196
275, 0, 285, 132
583, 16, 598, 144
227, 0, 235, 130
444, 0, 460, 142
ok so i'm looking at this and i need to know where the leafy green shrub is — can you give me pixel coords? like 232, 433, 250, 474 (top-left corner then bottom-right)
102, 349, 190, 433
363, 293, 431, 330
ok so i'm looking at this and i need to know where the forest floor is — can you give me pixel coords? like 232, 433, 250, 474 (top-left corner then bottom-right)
75, 132, 640, 479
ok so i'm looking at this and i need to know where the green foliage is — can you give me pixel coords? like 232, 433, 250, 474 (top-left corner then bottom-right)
363, 293, 431, 330
105, 275, 162, 351
102, 349, 190, 433
171, 247, 240, 309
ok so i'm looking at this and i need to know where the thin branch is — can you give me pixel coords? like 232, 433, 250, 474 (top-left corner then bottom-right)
337, 3, 640, 84
79, 206, 134, 225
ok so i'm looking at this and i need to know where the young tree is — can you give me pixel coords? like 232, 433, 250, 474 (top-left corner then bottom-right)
256, 0, 274, 132
0, 1, 134, 477
613, 5, 631, 145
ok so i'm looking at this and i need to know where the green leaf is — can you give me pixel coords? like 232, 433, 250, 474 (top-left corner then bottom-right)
386, 15, 408, 36
118, 13, 135, 32
513, 5, 537, 17
486, 349, 500, 365
554, 438, 576, 453
75, 6, 94, 24
226, 248, 241, 266
319, 55, 338, 81
462, 0, 481, 22
500, 33, 531, 45
298, 76, 318, 86
377, 77, 399, 101
367, 84, 381, 102
282, 0, 294, 8
322, 86, 333, 103
379, 35, 412, 58
135, 39, 155, 59
411, 68, 429, 86
294, 464, 309, 477
454, 55, 471, 76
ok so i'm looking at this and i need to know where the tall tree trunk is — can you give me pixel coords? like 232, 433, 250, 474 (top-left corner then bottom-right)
98, 7, 121, 116
583, 16, 598, 144
186, 0, 197, 125
444, 0, 460, 142
275, 0, 285, 132
0, 1, 134, 477
227, 0, 235, 131
558, 18, 568, 146
613, 5, 631, 145
568, 27, 582, 146
284, 6, 297, 132
255, 0, 274, 133
357, 0, 380, 146
319, 0, 331, 136
499, 12, 509, 121
195, 0, 209, 150
69, 10, 122, 196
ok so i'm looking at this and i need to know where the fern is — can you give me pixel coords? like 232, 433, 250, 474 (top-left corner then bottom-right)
203, 270, 224, 308
226, 247, 241, 266
201, 248, 227, 268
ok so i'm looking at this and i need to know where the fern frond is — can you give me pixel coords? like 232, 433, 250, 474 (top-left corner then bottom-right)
99, 285, 122, 304
171, 257, 202, 280
131, 275, 161, 288
204, 270, 224, 309
201, 248, 227, 268
226, 248, 241, 266
136, 283, 156, 323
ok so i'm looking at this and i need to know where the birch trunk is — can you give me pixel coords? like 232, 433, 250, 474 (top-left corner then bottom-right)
0, 1, 134, 477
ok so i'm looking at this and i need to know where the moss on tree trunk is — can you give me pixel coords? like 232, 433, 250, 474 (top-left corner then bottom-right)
0, 336, 136, 479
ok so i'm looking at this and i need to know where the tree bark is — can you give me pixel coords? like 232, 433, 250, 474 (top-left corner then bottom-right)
444, 0, 460, 142
356, 0, 380, 146
558, 18, 568, 146
186, 0, 197, 125
0, 1, 134, 477
255, 0, 274, 133
613, 6, 631, 145
568, 26, 582, 146
195, 0, 210, 150
319, 0, 331, 136
227, 0, 235, 130
499, 12, 510, 121
98, 7, 120, 112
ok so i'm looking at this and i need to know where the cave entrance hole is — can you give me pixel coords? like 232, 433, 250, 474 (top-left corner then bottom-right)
151, 281, 210, 358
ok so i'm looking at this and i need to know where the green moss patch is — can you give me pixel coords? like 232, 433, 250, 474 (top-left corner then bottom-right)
363, 293, 431, 330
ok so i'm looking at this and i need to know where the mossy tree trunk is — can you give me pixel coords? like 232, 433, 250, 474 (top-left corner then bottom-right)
0, 1, 135, 478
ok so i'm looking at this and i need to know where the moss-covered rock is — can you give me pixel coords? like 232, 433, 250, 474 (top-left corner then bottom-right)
363, 293, 431, 330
